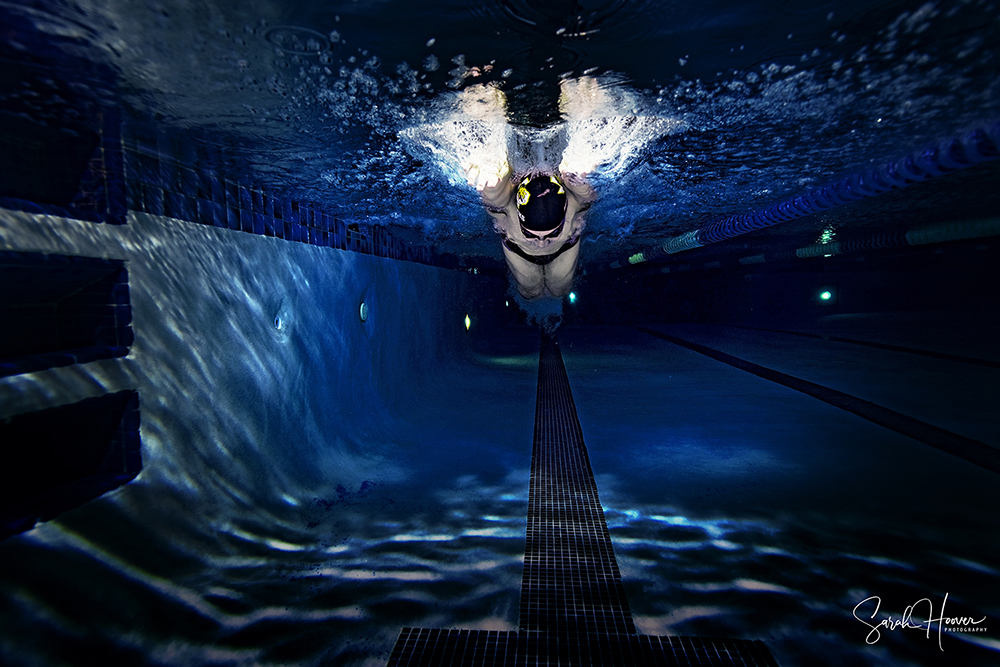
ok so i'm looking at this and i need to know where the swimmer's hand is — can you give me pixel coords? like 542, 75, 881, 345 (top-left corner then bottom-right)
559, 170, 589, 186
559, 157, 599, 177
465, 159, 510, 191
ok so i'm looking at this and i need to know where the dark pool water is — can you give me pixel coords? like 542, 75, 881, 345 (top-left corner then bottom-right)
2, 1, 1000, 666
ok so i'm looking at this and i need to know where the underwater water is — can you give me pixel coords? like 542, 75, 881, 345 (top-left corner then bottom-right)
2, 0, 1000, 666
2, 209, 998, 667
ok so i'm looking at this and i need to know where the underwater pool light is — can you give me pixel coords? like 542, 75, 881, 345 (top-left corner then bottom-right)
568, 292, 577, 304
819, 291, 832, 301
817, 286, 837, 305
359, 301, 369, 322
464, 314, 471, 330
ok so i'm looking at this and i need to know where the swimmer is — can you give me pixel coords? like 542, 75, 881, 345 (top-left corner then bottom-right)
476, 167, 595, 300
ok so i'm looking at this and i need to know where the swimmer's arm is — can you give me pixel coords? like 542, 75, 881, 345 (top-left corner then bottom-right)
560, 172, 595, 230
560, 172, 595, 205
481, 175, 516, 235
486, 207, 509, 234
480, 176, 514, 210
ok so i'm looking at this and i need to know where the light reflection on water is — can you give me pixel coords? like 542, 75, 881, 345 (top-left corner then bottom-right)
602, 501, 1000, 665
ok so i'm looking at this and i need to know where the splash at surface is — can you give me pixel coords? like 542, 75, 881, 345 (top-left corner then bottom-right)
7, 0, 997, 264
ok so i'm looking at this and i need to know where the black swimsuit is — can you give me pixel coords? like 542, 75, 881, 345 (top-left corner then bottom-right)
503, 236, 580, 266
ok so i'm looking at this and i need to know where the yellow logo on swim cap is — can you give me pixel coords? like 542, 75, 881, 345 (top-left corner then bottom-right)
517, 185, 530, 207
550, 176, 565, 195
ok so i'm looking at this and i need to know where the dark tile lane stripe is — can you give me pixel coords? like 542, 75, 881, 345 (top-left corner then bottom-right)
713, 323, 1000, 369
521, 334, 636, 637
637, 326, 1000, 475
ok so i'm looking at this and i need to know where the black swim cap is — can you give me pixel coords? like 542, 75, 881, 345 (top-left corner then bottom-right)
516, 175, 567, 237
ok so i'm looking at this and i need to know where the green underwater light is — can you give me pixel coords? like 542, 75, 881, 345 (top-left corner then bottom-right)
568, 292, 577, 304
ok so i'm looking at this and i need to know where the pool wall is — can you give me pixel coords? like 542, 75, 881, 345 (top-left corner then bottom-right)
0, 205, 490, 533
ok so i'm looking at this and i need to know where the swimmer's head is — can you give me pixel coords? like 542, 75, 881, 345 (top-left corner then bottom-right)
516, 175, 567, 240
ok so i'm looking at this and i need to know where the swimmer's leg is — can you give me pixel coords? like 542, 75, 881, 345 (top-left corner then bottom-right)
541, 242, 580, 298
502, 246, 546, 300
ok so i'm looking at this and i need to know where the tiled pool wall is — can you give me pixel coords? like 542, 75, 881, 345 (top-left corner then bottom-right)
1, 100, 441, 540
1, 389, 141, 540
0, 108, 124, 224
121, 133, 435, 264
1, 106, 439, 266
0, 251, 132, 378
